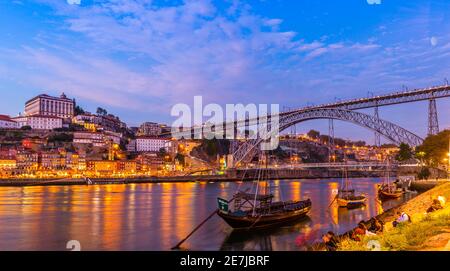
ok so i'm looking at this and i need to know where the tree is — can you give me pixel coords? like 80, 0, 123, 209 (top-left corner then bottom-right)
158, 147, 167, 157
396, 143, 413, 161
415, 130, 450, 166
175, 153, 185, 166
74, 105, 85, 115
417, 167, 431, 180
96, 107, 108, 116
307, 129, 320, 139
20, 125, 32, 131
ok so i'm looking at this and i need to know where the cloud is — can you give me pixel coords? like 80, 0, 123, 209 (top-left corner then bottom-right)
367, 0, 381, 5
67, 0, 81, 5
430, 36, 438, 46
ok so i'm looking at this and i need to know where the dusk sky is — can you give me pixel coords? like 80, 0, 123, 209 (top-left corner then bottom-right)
1, 0, 450, 143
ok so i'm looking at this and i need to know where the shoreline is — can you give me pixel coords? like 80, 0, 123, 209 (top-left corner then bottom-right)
0, 170, 401, 187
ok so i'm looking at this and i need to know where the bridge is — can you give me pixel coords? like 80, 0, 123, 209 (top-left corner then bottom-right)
168, 83, 450, 167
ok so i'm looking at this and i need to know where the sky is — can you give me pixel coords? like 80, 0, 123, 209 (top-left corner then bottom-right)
1, 0, 450, 143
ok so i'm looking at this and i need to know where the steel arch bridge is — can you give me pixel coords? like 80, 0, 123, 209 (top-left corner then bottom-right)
232, 108, 423, 166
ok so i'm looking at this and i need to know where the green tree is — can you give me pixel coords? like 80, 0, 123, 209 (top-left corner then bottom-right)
417, 167, 431, 180
74, 105, 85, 115
396, 143, 413, 161
307, 129, 320, 139
20, 125, 32, 131
96, 107, 108, 116
415, 130, 450, 166
158, 147, 167, 158
175, 153, 185, 166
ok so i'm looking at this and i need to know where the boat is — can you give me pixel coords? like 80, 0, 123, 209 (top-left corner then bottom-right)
335, 165, 366, 208
217, 153, 311, 230
378, 159, 403, 200
217, 192, 312, 230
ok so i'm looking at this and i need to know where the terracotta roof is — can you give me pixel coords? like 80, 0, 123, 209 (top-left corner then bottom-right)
12, 115, 63, 120
25, 93, 73, 105
0, 115, 14, 122
136, 136, 170, 140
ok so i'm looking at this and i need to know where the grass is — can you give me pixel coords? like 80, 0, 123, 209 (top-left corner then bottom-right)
338, 207, 450, 251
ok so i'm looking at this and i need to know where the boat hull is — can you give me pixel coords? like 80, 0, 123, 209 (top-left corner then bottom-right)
337, 197, 366, 208
378, 189, 403, 200
218, 204, 311, 230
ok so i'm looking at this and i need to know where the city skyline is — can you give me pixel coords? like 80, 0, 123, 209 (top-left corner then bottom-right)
1, 0, 450, 142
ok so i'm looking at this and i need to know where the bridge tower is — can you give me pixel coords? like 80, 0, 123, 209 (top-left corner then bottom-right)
328, 119, 335, 162
428, 98, 439, 136
374, 105, 381, 146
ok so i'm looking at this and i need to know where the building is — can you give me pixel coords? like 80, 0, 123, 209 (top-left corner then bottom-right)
117, 161, 137, 173
103, 130, 122, 145
138, 122, 163, 136
136, 153, 164, 171
126, 139, 136, 152
0, 115, 18, 129
13, 115, 63, 130
73, 113, 126, 133
16, 151, 39, 172
135, 137, 172, 152
25, 93, 75, 119
40, 150, 64, 170
73, 132, 106, 147
0, 159, 16, 170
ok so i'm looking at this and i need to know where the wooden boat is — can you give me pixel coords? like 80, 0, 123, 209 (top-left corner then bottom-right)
217, 192, 311, 230
217, 153, 311, 230
378, 184, 403, 199
335, 164, 366, 208
378, 159, 403, 200
336, 193, 367, 208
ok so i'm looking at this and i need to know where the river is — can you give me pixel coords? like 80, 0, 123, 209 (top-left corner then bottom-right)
0, 178, 413, 251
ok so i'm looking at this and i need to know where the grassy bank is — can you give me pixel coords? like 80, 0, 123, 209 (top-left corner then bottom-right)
339, 182, 450, 251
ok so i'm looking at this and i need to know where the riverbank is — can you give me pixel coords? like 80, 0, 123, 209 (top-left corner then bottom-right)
336, 181, 450, 251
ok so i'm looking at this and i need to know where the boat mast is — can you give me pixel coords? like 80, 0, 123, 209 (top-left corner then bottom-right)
386, 157, 391, 192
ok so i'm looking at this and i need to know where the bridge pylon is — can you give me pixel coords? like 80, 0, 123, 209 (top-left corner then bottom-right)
328, 119, 335, 162
428, 98, 439, 136
374, 105, 381, 146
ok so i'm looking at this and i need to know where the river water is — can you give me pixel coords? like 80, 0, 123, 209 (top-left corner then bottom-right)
0, 178, 413, 251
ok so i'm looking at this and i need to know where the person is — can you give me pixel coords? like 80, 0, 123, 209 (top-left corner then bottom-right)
368, 217, 384, 234
322, 231, 339, 251
427, 198, 444, 213
392, 211, 411, 227
350, 221, 367, 241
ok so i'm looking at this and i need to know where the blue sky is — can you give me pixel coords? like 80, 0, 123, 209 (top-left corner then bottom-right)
1, 0, 450, 143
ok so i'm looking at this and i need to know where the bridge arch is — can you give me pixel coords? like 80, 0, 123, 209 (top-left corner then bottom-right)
232, 108, 423, 166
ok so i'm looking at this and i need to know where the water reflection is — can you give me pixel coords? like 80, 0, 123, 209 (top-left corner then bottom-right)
0, 178, 411, 251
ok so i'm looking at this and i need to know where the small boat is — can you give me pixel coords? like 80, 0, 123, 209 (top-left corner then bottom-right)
217, 192, 311, 230
217, 153, 311, 230
378, 159, 403, 200
335, 166, 366, 208
378, 184, 403, 199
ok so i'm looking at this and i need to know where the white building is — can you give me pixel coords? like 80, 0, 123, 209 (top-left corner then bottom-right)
0, 115, 18, 129
136, 137, 172, 152
73, 132, 106, 147
13, 115, 62, 130
25, 93, 75, 119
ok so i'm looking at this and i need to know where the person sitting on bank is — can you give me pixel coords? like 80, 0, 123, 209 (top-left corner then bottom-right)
350, 221, 367, 241
322, 231, 339, 251
368, 218, 384, 234
392, 211, 411, 227
427, 198, 444, 213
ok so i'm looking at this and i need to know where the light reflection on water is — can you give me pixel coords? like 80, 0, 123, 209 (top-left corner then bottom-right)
0, 178, 412, 251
